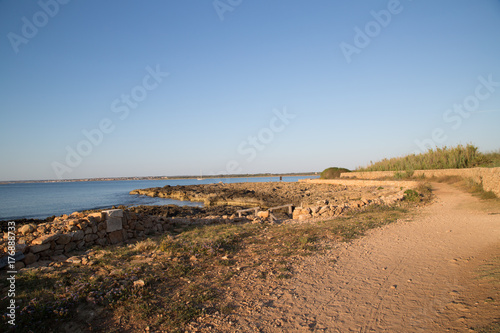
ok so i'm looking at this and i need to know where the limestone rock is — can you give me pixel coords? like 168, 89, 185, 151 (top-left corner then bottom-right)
16, 243, 28, 253
134, 279, 145, 288
106, 217, 123, 233
257, 211, 270, 219
56, 234, 72, 245
84, 234, 98, 242
103, 209, 123, 219
50, 254, 68, 262
14, 261, 25, 270
30, 243, 51, 253
19, 224, 35, 235
71, 230, 85, 241
66, 256, 82, 264
87, 212, 103, 222
23, 252, 38, 265
108, 230, 123, 245
64, 242, 76, 253
96, 238, 107, 246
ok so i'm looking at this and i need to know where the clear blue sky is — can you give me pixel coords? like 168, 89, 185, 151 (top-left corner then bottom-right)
1, 0, 499, 181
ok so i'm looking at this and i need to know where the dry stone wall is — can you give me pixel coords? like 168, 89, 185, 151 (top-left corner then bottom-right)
341, 167, 500, 197
0, 209, 229, 270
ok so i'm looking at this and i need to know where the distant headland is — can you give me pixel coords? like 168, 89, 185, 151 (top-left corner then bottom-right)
0, 172, 318, 184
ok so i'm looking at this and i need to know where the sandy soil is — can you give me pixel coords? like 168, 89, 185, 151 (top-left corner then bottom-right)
192, 183, 500, 332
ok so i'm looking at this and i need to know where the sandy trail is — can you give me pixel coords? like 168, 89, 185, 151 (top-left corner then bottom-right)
220, 183, 500, 332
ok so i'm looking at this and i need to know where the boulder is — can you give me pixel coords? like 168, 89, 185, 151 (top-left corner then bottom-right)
77, 220, 89, 230
64, 242, 77, 253
56, 234, 72, 245
54, 244, 65, 251
37, 225, 47, 233
68, 219, 79, 226
16, 243, 28, 253
23, 252, 38, 265
19, 224, 35, 235
87, 212, 103, 222
257, 211, 270, 219
84, 234, 98, 242
71, 230, 85, 241
108, 230, 123, 245
292, 207, 311, 219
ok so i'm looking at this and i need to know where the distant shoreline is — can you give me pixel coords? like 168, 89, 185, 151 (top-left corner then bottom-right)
0, 172, 318, 185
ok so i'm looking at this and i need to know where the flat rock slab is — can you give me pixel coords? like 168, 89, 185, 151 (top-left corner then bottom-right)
103, 209, 124, 219
106, 217, 123, 233
30, 243, 51, 253
32, 234, 59, 245
0, 252, 25, 269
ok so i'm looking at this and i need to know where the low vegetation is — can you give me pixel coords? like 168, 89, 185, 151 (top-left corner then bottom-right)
358, 144, 500, 172
0, 191, 430, 332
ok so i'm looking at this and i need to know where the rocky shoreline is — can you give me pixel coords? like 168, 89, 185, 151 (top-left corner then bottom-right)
129, 181, 407, 209
2, 181, 414, 271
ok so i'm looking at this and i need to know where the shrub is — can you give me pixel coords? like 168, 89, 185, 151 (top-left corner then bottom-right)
320, 167, 351, 179
404, 189, 420, 202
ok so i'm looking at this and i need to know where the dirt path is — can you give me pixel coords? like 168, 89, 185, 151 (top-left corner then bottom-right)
209, 183, 500, 332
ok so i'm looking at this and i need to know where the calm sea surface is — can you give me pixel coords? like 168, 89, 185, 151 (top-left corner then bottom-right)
0, 176, 315, 221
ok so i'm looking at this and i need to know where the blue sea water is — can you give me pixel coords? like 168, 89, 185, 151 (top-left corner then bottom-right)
0, 176, 315, 221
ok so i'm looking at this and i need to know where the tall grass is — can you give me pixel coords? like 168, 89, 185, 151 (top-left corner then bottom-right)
358, 144, 499, 172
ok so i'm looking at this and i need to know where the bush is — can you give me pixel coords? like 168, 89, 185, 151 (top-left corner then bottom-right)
320, 167, 351, 179
404, 189, 420, 202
